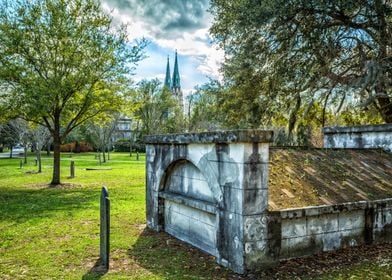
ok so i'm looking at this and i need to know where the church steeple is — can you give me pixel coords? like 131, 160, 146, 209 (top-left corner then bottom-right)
172, 50, 181, 92
164, 56, 171, 89
162, 51, 183, 111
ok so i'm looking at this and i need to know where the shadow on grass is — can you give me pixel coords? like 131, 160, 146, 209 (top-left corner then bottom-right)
0, 187, 98, 223
128, 228, 237, 279
82, 259, 107, 280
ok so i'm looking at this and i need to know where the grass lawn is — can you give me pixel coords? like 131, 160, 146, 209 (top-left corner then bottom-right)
0, 152, 391, 279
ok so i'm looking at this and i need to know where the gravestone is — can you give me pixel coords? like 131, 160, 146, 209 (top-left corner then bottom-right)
70, 161, 75, 178
100, 186, 110, 270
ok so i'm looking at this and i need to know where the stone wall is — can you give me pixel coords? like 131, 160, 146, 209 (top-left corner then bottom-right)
269, 199, 392, 260
323, 124, 392, 151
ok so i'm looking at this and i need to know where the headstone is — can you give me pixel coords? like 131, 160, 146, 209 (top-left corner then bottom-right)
100, 186, 110, 270
70, 161, 75, 178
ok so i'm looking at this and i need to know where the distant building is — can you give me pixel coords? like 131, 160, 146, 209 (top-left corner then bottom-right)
164, 51, 183, 109
112, 116, 132, 142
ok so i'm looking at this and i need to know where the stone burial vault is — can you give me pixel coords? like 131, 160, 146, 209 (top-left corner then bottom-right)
144, 129, 392, 274
145, 130, 273, 273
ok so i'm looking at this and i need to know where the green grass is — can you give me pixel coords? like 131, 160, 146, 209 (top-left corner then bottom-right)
0, 153, 234, 279
0, 152, 391, 279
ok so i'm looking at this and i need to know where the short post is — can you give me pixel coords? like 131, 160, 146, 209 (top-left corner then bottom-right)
35, 159, 37, 166
19, 160, 23, 169
70, 161, 75, 178
136, 151, 139, 161
100, 186, 110, 270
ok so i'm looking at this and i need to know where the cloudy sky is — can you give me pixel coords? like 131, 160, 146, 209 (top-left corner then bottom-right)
101, 0, 224, 95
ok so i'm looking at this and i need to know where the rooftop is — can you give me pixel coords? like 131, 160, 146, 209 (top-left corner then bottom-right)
144, 130, 273, 144
268, 148, 392, 210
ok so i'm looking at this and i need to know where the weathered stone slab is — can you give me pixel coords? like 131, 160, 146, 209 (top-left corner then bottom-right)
100, 186, 110, 270
243, 215, 269, 241
281, 217, 307, 239
323, 124, 392, 151
164, 200, 217, 256
338, 210, 365, 231
145, 130, 273, 144
307, 214, 339, 234
70, 160, 75, 178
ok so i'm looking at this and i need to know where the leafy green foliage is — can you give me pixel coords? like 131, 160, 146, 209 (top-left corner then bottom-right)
130, 79, 184, 136
210, 0, 392, 127
0, 0, 146, 184
188, 80, 226, 131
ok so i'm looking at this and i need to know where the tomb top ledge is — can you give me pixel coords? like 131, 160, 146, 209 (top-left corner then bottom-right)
323, 123, 392, 134
144, 130, 273, 144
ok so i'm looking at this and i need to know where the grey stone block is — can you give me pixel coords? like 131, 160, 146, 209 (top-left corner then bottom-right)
243, 215, 269, 241
281, 217, 307, 238
323, 124, 392, 151
145, 130, 274, 144
307, 214, 339, 235
242, 163, 269, 190
222, 185, 243, 215
243, 189, 268, 215
338, 210, 365, 231
340, 228, 364, 247
319, 232, 342, 251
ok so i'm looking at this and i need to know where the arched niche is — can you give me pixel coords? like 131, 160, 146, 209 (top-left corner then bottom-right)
159, 159, 218, 256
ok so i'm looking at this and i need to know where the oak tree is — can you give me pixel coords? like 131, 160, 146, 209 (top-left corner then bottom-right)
0, 0, 146, 184
210, 0, 392, 126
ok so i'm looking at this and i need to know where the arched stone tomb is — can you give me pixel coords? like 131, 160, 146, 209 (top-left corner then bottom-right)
145, 130, 274, 274
145, 128, 392, 274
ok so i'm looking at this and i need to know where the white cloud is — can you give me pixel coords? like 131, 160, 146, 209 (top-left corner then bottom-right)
153, 28, 223, 79
102, 0, 224, 81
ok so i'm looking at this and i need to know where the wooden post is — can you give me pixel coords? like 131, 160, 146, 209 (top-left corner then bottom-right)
100, 186, 110, 270
136, 151, 139, 161
70, 161, 75, 178
35, 159, 38, 166
19, 160, 23, 169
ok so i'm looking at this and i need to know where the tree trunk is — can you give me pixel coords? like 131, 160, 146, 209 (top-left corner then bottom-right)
376, 96, 392, 123
24, 146, 27, 164
37, 149, 42, 173
51, 114, 61, 185
102, 146, 106, 163
129, 137, 132, 157
51, 137, 61, 185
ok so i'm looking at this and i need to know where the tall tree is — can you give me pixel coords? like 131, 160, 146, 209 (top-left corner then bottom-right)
188, 80, 225, 131
0, 120, 21, 158
131, 79, 180, 136
31, 125, 51, 173
0, 0, 146, 185
210, 0, 392, 125
87, 114, 119, 164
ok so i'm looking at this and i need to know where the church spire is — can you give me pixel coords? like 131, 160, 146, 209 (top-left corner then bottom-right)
164, 55, 171, 89
172, 50, 181, 91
